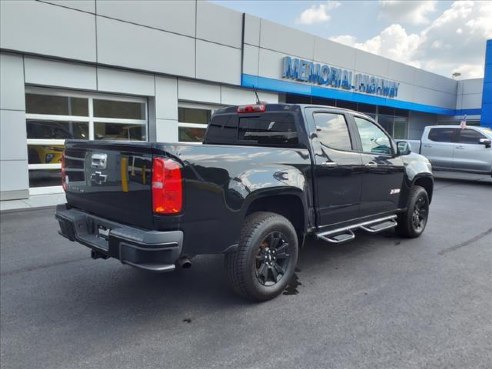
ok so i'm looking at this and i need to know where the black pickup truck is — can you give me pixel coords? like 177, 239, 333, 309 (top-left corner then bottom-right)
56, 103, 433, 301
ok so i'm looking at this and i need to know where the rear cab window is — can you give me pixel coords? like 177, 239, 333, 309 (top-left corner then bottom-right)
205, 109, 300, 147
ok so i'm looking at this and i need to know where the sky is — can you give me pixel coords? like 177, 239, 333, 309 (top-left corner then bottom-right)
210, 0, 492, 80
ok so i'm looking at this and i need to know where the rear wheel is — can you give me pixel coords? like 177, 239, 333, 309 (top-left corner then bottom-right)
225, 212, 298, 301
396, 185, 429, 238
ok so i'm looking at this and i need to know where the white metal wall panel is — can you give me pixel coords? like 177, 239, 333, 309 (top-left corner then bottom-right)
24, 58, 97, 90
243, 45, 260, 76
195, 40, 241, 85
258, 48, 288, 80
196, 1, 242, 48
461, 79, 484, 94
313, 38, 356, 70
0, 110, 27, 161
155, 76, 178, 120
260, 20, 315, 60
42, 0, 96, 13
461, 93, 483, 109
244, 14, 260, 46
97, 68, 155, 96
178, 80, 221, 104
0, 160, 29, 193
0, 0, 96, 62
221, 86, 278, 106
354, 50, 389, 78
412, 86, 456, 109
96, 0, 196, 37
386, 62, 417, 86
0, 54, 25, 111
96, 17, 195, 78
156, 119, 179, 143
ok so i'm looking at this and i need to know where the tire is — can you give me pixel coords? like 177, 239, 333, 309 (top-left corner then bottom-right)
225, 212, 299, 301
396, 185, 429, 238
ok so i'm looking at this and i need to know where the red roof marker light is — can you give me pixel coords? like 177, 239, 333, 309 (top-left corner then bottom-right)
237, 104, 266, 113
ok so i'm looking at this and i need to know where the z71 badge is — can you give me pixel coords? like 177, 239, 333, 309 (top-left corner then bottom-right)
390, 188, 401, 195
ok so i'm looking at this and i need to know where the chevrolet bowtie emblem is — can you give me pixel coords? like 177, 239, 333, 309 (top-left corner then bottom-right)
91, 171, 107, 185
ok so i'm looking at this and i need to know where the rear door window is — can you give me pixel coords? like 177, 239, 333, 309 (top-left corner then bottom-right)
313, 113, 353, 151
428, 128, 458, 143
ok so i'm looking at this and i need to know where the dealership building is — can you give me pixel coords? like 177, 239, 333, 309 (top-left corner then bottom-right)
0, 0, 491, 202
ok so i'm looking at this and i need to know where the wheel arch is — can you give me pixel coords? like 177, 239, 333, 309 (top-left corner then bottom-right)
245, 192, 307, 248
413, 175, 434, 204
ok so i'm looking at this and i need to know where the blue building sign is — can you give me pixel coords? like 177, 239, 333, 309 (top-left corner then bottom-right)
282, 56, 400, 98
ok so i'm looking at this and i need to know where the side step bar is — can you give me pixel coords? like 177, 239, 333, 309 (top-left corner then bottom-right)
316, 215, 397, 244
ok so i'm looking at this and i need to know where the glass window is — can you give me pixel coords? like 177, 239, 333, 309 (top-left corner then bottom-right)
458, 129, 486, 144
178, 127, 207, 142
25, 90, 148, 190
393, 117, 407, 139
313, 113, 352, 151
29, 169, 62, 187
238, 113, 298, 146
26, 94, 88, 116
93, 99, 145, 119
354, 116, 392, 155
27, 120, 88, 140
336, 100, 358, 110
376, 114, 394, 136
28, 145, 64, 164
428, 128, 458, 143
178, 107, 211, 124
94, 123, 145, 141
205, 114, 238, 144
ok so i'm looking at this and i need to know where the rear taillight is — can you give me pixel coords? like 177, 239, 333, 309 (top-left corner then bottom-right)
61, 152, 67, 191
152, 157, 183, 214
237, 104, 266, 113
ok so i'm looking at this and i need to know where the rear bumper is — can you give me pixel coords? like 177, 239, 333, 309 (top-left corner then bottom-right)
55, 204, 183, 272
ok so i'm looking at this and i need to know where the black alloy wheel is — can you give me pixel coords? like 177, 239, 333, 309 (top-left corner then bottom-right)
255, 231, 292, 286
225, 212, 299, 301
412, 195, 428, 233
396, 185, 429, 238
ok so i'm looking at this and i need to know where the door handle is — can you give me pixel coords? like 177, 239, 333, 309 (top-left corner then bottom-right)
365, 162, 378, 168
321, 161, 338, 168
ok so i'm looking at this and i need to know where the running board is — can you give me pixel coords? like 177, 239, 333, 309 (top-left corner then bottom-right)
316, 215, 398, 244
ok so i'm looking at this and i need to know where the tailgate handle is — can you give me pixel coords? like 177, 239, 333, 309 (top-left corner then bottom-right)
91, 153, 108, 169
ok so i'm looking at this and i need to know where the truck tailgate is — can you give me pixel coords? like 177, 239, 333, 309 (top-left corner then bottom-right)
63, 140, 154, 229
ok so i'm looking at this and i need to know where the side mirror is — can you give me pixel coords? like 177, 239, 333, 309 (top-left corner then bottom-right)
479, 138, 491, 148
397, 141, 411, 155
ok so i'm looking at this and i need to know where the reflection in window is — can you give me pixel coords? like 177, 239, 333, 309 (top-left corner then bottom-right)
28, 145, 64, 164
428, 128, 458, 143
27, 120, 88, 140
238, 113, 298, 146
178, 107, 211, 124
178, 127, 206, 142
393, 117, 407, 139
26, 94, 88, 116
94, 123, 145, 141
458, 129, 485, 144
313, 113, 352, 151
354, 117, 392, 155
93, 99, 145, 119
29, 169, 62, 187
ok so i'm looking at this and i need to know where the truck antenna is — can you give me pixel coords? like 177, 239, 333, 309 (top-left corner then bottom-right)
254, 88, 261, 104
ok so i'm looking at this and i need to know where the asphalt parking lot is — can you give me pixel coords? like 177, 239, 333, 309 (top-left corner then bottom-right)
1, 175, 491, 369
